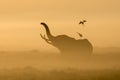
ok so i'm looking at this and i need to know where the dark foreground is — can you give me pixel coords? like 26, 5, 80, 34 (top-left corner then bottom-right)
0, 47, 120, 80
0, 67, 120, 80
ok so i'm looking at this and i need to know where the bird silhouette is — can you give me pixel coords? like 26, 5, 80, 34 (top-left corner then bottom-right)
79, 20, 86, 25
77, 32, 83, 37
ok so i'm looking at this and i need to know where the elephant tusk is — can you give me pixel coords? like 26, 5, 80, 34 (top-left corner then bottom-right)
40, 34, 52, 44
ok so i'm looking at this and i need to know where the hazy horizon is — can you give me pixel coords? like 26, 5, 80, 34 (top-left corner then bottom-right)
0, 0, 120, 51
0, 1, 120, 80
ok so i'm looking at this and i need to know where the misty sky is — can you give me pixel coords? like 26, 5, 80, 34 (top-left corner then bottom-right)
0, 0, 120, 51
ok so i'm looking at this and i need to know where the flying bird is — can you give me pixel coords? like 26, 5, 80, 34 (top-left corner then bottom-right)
77, 32, 83, 37
79, 20, 87, 25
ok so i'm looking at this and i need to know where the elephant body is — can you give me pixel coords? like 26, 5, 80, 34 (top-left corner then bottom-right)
40, 22, 93, 56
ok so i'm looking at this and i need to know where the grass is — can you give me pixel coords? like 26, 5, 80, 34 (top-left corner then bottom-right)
0, 67, 120, 80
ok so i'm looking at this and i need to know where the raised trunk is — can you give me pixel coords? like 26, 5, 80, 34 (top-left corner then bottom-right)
41, 22, 54, 40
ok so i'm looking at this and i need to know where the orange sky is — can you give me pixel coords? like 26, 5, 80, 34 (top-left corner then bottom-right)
0, 0, 120, 51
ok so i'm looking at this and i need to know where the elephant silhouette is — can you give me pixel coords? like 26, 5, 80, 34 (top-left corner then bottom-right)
40, 22, 93, 56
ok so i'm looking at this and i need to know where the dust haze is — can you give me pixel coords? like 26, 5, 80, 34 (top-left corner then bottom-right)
0, 0, 120, 79
0, 47, 120, 80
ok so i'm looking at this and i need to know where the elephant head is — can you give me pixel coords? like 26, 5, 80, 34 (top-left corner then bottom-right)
40, 22, 93, 55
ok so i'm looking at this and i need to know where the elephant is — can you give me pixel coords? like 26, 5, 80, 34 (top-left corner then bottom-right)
40, 22, 93, 56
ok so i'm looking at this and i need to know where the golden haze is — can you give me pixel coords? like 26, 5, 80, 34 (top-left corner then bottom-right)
0, 0, 120, 51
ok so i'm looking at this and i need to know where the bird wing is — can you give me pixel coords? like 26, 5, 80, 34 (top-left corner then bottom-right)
83, 20, 86, 22
79, 21, 83, 24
